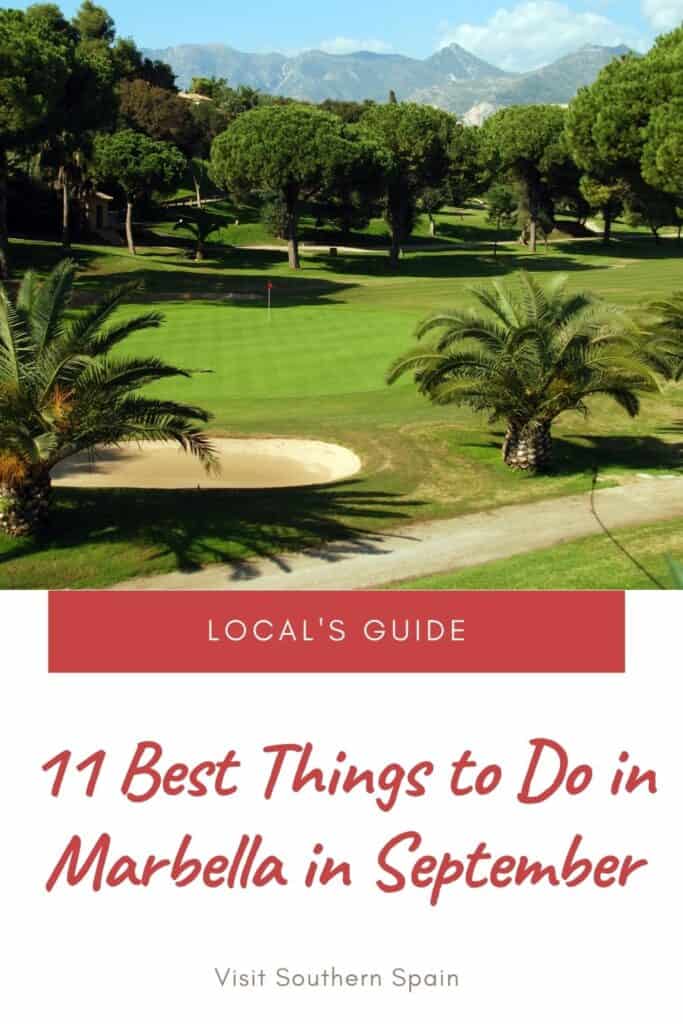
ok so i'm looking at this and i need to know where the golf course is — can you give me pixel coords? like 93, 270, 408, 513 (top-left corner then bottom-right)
1, 200, 681, 590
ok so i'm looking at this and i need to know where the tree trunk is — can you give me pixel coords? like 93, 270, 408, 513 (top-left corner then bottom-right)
195, 240, 204, 261
529, 217, 537, 254
429, 215, 435, 237
502, 421, 552, 473
193, 173, 203, 209
125, 200, 136, 255
0, 150, 9, 280
602, 205, 612, 245
0, 469, 52, 537
73, 180, 88, 240
285, 191, 300, 270
61, 167, 71, 250
287, 234, 300, 270
389, 226, 401, 269
493, 217, 501, 258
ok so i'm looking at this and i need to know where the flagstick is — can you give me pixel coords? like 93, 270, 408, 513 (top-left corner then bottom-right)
267, 282, 272, 323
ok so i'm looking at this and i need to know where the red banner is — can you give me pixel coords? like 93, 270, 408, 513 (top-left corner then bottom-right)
48, 591, 625, 674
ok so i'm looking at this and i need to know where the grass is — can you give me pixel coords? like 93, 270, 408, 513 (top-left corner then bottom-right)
1, 203, 682, 589
0, 482, 419, 589
390, 517, 683, 591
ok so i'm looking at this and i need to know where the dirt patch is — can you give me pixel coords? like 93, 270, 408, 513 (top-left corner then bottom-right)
52, 438, 362, 490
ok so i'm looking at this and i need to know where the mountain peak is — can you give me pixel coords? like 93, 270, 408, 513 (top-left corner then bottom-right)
578, 42, 629, 52
425, 42, 509, 80
143, 40, 634, 110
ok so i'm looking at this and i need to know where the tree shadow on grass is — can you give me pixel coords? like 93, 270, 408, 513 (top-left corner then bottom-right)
72, 265, 358, 308
0, 480, 423, 586
553, 236, 683, 261
307, 248, 605, 280
553, 434, 682, 475
438, 221, 518, 245
8, 239, 98, 279
133, 242, 291, 271
655, 420, 683, 435
465, 431, 682, 477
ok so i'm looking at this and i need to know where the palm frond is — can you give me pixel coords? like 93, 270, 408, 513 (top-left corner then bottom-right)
386, 343, 449, 384
113, 395, 213, 425
647, 293, 683, 328
0, 260, 214, 485
63, 279, 147, 351
518, 270, 551, 324
492, 278, 522, 327
596, 388, 641, 417
469, 282, 517, 329
416, 309, 511, 357
29, 259, 76, 352
76, 313, 164, 359
74, 357, 192, 397
0, 293, 32, 385
414, 310, 464, 340
427, 379, 494, 407
15, 270, 41, 316
417, 352, 498, 394
554, 291, 597, 325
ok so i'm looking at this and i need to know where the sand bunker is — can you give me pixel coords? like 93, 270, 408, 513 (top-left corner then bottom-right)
52, 438, 362, 490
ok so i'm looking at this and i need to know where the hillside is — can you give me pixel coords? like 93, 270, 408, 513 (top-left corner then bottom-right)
144, 41, 631, 116
413, 44, 632, 120
144, 42, 512, 103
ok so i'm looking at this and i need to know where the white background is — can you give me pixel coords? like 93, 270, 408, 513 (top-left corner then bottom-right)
2, 591, 681, 1023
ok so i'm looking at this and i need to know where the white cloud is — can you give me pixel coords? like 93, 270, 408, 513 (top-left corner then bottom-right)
641, 0, 683, 31
318, 36, 394, 55
439, 2, 642, 71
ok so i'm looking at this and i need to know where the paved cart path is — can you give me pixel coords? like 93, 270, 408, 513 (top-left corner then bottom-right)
113, 475, 683, 591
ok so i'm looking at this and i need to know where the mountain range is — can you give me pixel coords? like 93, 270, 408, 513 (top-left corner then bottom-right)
144, 41, 632, 123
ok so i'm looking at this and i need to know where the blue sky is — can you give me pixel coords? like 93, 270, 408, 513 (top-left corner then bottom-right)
15, 1, 683, 69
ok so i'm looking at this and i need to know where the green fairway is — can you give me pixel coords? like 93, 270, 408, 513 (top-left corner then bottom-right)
2, 210, 682, 589
390, 517, 683, 591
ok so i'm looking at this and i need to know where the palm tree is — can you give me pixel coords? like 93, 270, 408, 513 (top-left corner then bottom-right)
638, 293, 683, 381
0, 259, 215, 537
387, 271, 658, 473
173, 210, 224, 261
